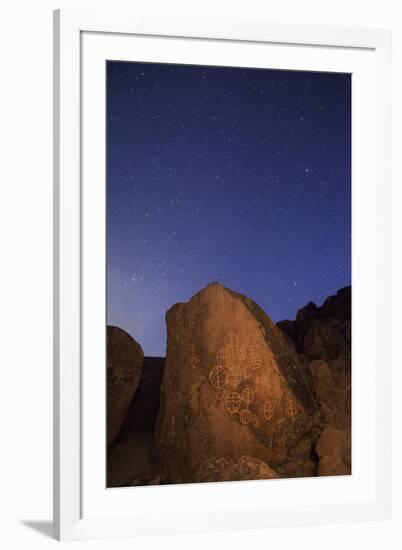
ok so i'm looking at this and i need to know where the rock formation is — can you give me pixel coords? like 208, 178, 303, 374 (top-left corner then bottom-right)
277, 287, 351, 475
107, 357, 165, 487
107, 326, 144, 446
154, 283, 320, 484
195, 456, 279, 483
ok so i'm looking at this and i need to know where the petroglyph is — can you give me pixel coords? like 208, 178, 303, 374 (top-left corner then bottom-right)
224, 332, 239, 348
246, 332, 263, 350
224, 391, 242, 414
241, 387, 255, 406
206, 329, 303, 431
208, 330, 269, 426
226, 365, 243, 388
216, 347, 231, 367
239, 409, 252, 425
209, 365, 226, 389
285, 399, 298, 417
247, 349, 263, 370
263, 400, 275, 420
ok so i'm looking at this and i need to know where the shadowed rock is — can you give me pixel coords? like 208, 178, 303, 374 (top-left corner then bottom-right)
277, 287, 351, 476
195, 456, 279, 483
315, 426, 351, 476
107, 357, 165, 487
107, 326, 144, 446
277, 286, 351, 357
120, 357, 165, 434
154, 283, 320, 484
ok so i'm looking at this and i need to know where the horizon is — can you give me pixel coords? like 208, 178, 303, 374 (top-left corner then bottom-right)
108, 281, 351, 358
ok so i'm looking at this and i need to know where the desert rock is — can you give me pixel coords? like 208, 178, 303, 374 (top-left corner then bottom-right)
154, 283, 320, 484
277, 287, 351, 475
315, 426, 351, 476
107, 326, 144, 446
195, 456, 278, 483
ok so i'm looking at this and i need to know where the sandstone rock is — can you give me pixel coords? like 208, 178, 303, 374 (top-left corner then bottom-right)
154, 283, 320, 484
107, 430, 153, 487
277, 286, 351, 356
195, 456, 278, 483
107, 326, 144, 446
303, 318, 346, 360
308, 358, 351, 430
315, 426, 351, 476
277, 287, 351, 443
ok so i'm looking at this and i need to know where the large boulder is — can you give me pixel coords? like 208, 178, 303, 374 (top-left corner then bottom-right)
154, 283, 320, 484
107, 326, 144, 446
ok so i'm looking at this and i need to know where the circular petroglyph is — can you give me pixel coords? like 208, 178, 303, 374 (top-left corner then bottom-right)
241, 387, 255, 406
239, 409, 252, 425
263, 400, 275, 420
209, 365, 227, 389
216, 347, 231, 367
247, 349, 263, 370
224, 332, 239, 348
224, 391, 241, 414
246, 332, 263, 350
226, 365, 243, 388
285, 399, 298, 417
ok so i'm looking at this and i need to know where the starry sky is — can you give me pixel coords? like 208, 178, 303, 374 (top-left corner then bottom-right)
107, 61, 351, 356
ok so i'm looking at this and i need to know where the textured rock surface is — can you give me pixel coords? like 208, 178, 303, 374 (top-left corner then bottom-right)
316, 426, 351, 476
107, 326, 144, 446
154, 283, 320, 484
277, 287, 351, 476
195, 456, 278, 483
277, 287, 351, 358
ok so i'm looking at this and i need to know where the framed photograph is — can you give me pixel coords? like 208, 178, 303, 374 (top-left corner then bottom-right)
54, 9, 392, 541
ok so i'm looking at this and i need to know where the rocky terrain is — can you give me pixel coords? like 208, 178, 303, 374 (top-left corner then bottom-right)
107, 284, 351, 486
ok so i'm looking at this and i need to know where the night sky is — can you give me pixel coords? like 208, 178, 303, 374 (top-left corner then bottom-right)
107, 61, 351, 356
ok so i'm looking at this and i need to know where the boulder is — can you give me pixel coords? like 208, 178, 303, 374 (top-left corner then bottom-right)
303, 318, 347, 360
277, 286, 351, 356
154, 283, 320, 484
315, 426, 351, 476
308, 358, 351, 430
107, 326, 144, 446
195, 456, 278, 483
277, 287, 351, 454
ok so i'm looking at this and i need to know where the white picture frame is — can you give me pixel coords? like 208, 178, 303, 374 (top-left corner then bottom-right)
53, 8, 392, 541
